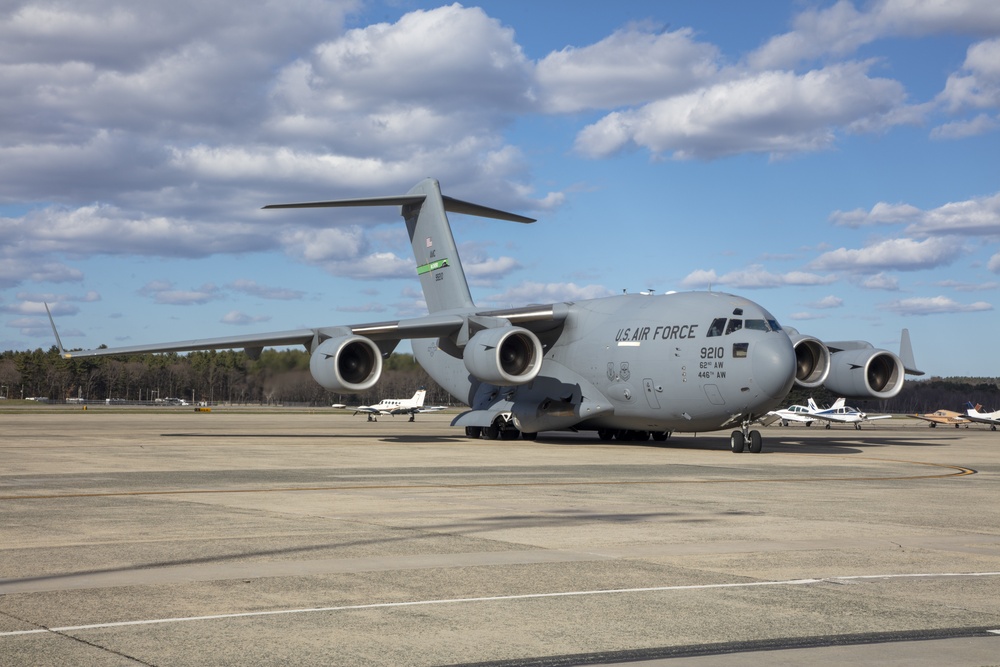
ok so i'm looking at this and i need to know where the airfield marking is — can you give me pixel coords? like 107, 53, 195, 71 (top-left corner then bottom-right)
3, 571, 1000, 638
0, 455, 976, 501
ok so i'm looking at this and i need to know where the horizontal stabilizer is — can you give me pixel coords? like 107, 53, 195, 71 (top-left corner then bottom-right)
264, 194, 535, 223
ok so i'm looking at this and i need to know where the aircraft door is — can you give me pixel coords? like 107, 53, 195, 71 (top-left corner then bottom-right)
643, 378, 661, 410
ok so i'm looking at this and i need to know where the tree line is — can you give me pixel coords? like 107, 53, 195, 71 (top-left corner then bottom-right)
0, 347, 453, 407
1, 346, 998, 412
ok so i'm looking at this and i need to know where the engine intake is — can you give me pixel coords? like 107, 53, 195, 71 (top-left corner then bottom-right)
309, 335, 382, 392
788, 333, 830, 388
824, 348, 904, 399
463, 326, 543, 386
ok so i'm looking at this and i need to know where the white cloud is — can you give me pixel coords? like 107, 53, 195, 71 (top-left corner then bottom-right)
930, 113, 999, 139
680, 265, 836, 289
220, 310, 272, 326
904, 192, 1000, 236
749, 0, 1000, 70
829, 201, 922, 227
808, 295, 844, 309
485, 281, 615, 306
810, 237, 964, 272
138, 281, 220, 305
227, 280, 305, 301
884, 295, 993, 315
536, 25, 719, 113
575, 62, 911, 160
938, 38, 1000, 112
860, 272, 901, 290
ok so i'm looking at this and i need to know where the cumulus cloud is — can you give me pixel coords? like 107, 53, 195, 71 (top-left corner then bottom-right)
807, 295, 844, 309
574, 62, 912, 160
485, 281, 615, 306
860, 272, 901, 290
536, 25, 719, 113
220, 310, 272, 326
829, 202, 923, 227
810, 237, 964, 272
904, 192, 1000, 236
884, 295, 993, 315
680, 265, 836, 289
938, 38, 1000, 113
227, 279, 305, 301
138, 281, 221, 305
749, 0, 1000, 70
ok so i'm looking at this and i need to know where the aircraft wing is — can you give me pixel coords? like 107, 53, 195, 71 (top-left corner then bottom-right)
52, 305, 567, 359
52, 310, 471, 359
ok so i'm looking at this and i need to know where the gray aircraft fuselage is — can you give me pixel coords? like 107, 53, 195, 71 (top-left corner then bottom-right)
415, 291, 795, 435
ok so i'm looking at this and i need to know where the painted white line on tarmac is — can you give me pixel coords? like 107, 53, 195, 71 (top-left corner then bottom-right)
3, 571, 1000, 638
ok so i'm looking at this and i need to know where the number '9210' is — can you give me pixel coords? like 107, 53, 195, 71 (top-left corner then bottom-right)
700, 346, 724, 360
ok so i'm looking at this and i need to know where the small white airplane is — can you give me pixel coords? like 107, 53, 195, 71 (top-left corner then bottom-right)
762, 402, 817, 427
965, 402, 1000, 431
807, 397, 892, 429
333, 389, 444, 422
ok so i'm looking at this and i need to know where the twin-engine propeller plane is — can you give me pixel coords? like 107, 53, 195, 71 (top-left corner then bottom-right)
52, 178, 923, 453
333, 389, 443, 422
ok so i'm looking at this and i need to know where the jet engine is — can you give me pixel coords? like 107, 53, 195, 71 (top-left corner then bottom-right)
824, 348, 904, 399
309, 335, 382, 392
787, 333, 830, 388
463, 326, 543, 386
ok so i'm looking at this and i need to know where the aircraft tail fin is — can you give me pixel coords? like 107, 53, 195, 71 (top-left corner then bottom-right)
264, 178, 534, 313
45, 303, 67, 356
807, 397, 819, 411
413, 389, 426, 407
899, 328, 923, 376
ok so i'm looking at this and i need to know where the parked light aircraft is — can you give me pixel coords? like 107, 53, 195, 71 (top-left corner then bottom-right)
804, 397, 892, 430
50, 178, 924, 453
762, 402, 817, 427
910, 409, 970, 428
965, 403, 1000, 431
333, 389, 443, 421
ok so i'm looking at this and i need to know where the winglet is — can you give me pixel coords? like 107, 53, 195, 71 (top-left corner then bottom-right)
45, 303, 69, 358
899, 328, 923, 376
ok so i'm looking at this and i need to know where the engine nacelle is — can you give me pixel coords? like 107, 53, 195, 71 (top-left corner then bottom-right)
788, 333, 830, 388
309, 335, 382, 392
463, 326, 543, 386
824, 348, 904, 399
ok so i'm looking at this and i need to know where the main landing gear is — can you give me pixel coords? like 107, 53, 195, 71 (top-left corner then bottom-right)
730, 425, 763, 453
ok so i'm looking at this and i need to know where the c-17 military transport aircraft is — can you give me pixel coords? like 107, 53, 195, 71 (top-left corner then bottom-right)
53, 178, 924, 453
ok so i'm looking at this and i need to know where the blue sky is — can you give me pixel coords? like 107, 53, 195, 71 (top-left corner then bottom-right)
1, 0, 999, 378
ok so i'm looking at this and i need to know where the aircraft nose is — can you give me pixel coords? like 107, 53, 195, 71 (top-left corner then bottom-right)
752, 335, 796, 400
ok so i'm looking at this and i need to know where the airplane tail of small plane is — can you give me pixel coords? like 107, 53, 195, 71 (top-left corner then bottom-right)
412, 389, 427, 407
264, 178, 534, 313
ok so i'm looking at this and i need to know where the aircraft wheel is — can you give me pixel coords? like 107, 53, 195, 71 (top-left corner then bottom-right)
501, 427, 519, 440
825, 423, 831, 430
930, 423, 936, 428
855, 423, 862, 430
748, 430, 763, 453
465, 426, 482, 439
651, 431, 670, 441
992, 425, 997, 432
597, 429, 615, 441
730, 431, 745, 453
483, 423, 501, 440
629, 430, 650, 441
521, 431, 538, 441
805, 422, 811, 427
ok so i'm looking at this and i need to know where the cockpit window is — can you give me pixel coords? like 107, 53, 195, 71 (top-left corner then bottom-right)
744, 319, 768, 331
707, 317, 726, 337
725, 318, 743, 335
768, 319, 782, 332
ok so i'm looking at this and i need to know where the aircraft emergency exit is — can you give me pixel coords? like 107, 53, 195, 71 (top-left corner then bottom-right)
53, 178, 923, 452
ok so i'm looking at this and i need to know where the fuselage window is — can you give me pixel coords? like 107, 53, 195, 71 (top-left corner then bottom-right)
707, 317, 727, 337
725, 318, 743, 335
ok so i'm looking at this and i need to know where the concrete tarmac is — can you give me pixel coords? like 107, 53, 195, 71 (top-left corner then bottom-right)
1, 407, 998, 666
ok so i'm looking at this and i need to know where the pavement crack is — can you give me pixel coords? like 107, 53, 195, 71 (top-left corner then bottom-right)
0, 608, 157, 666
